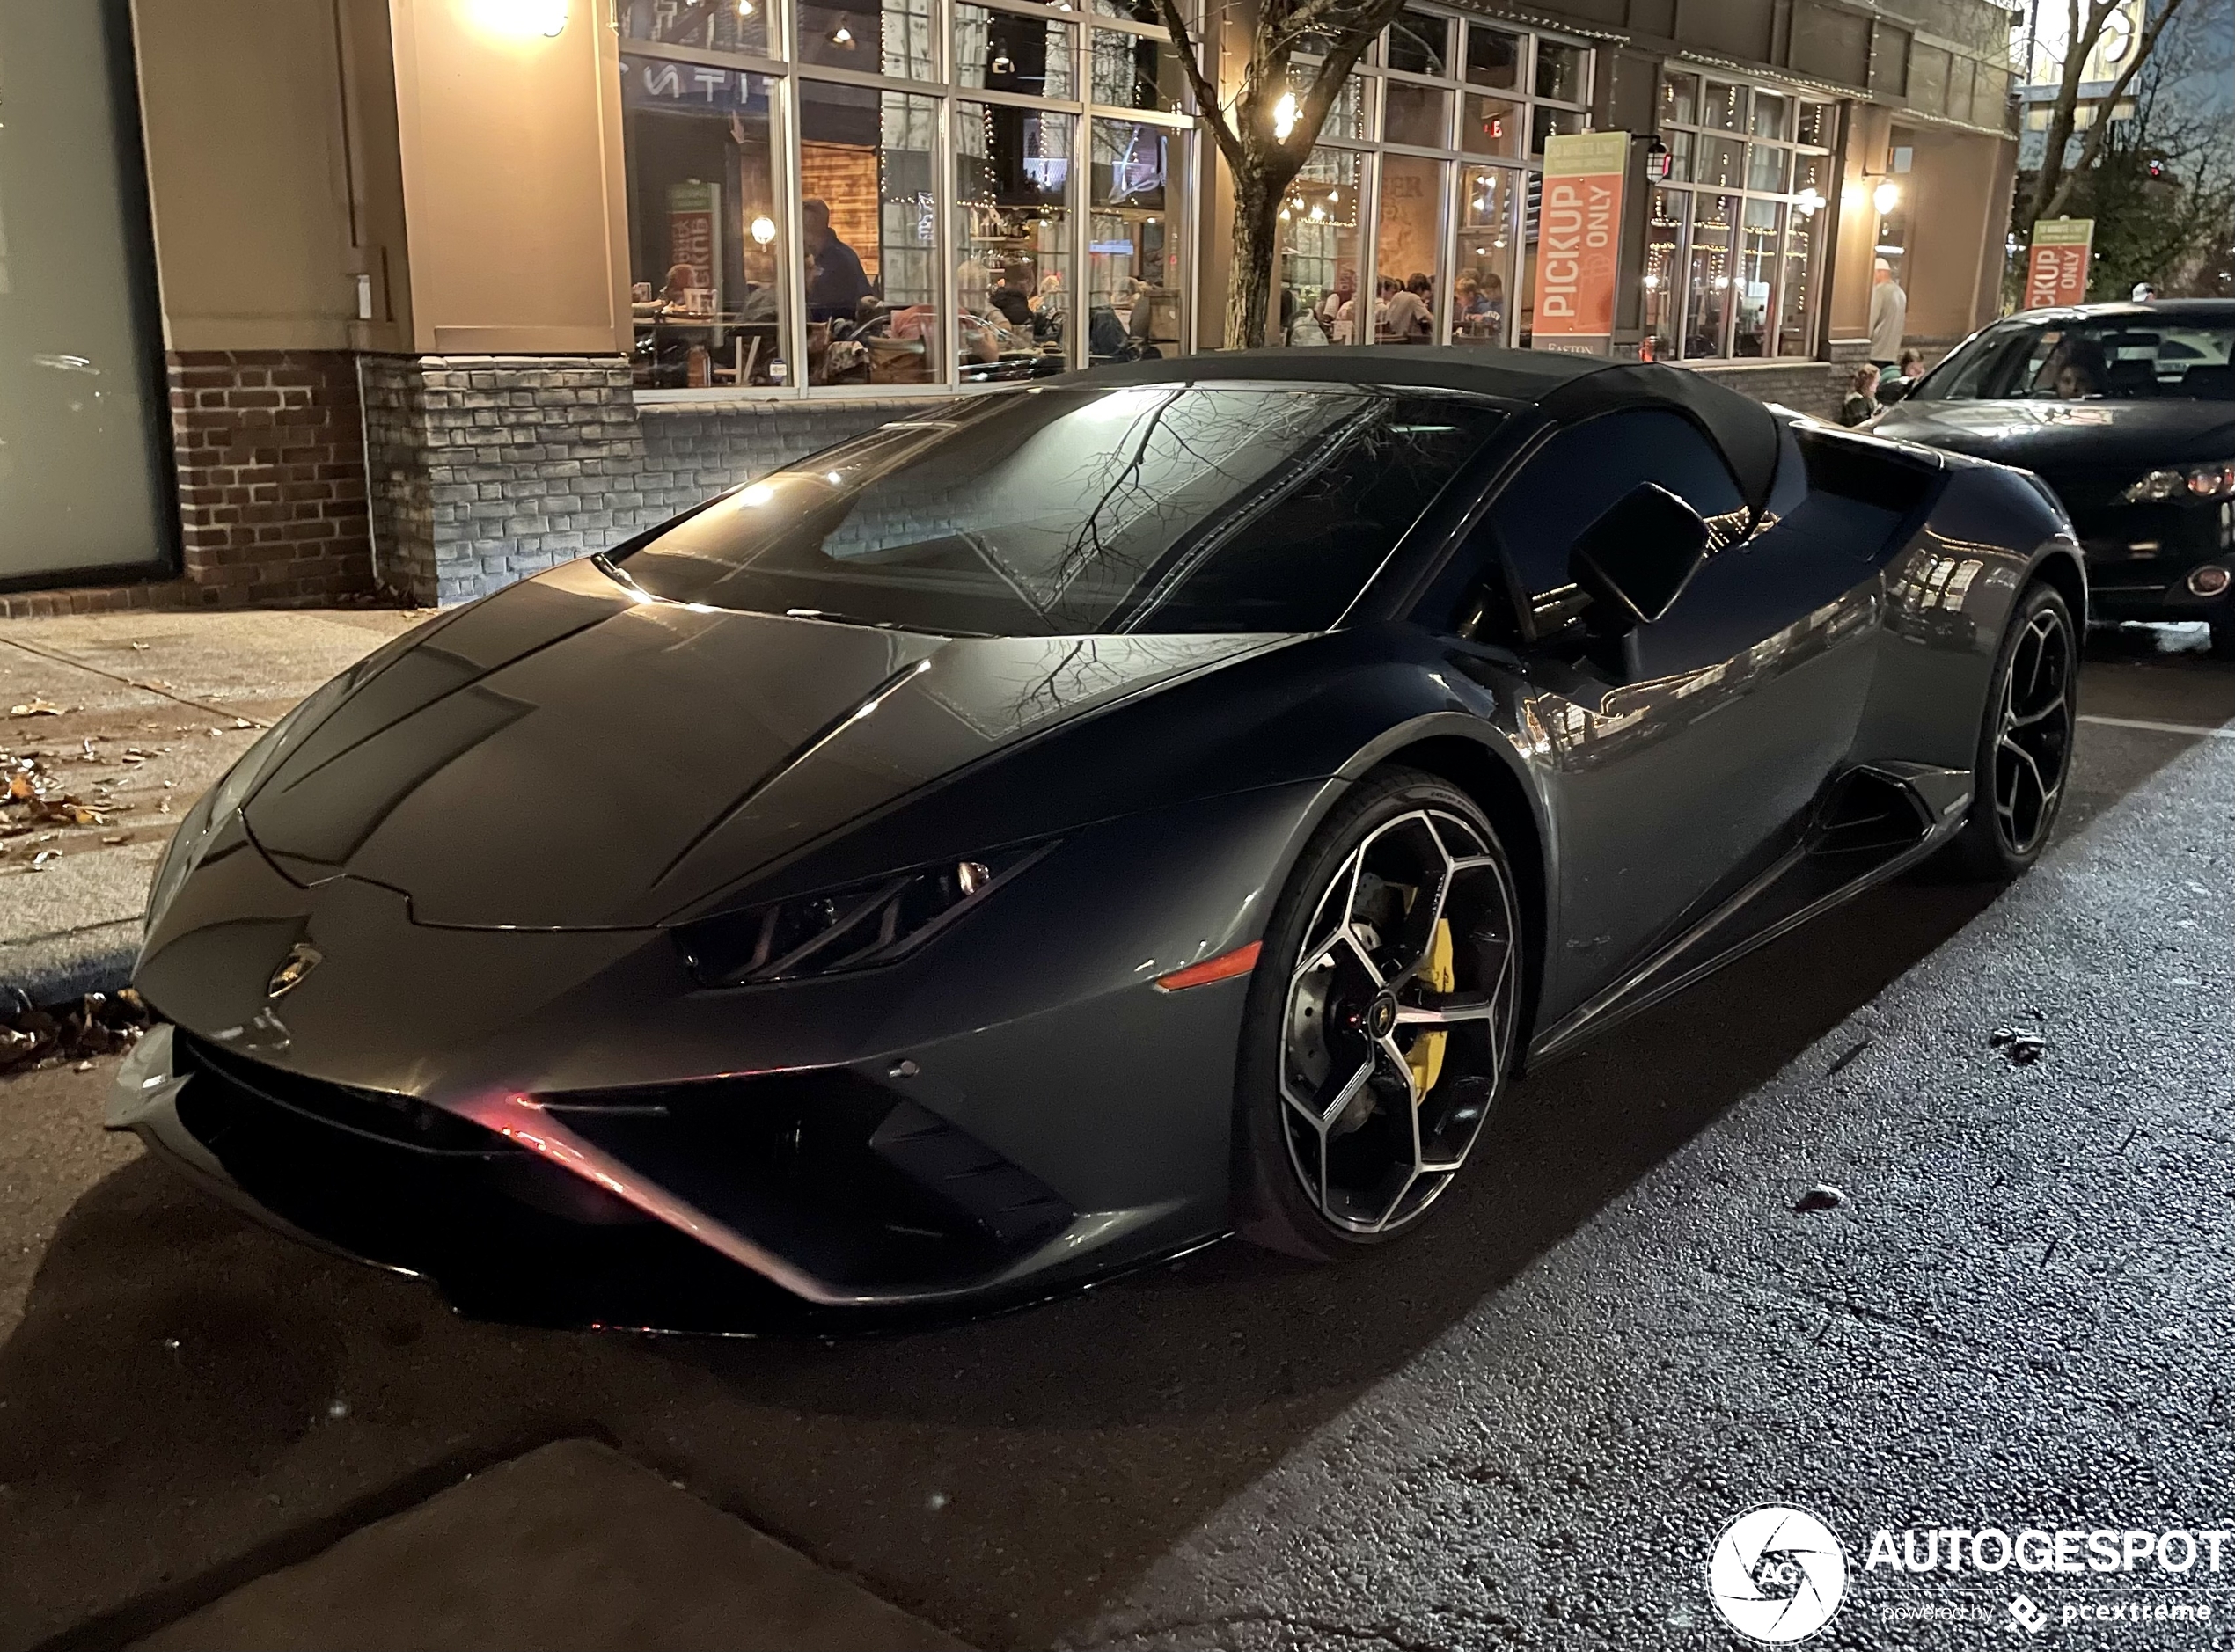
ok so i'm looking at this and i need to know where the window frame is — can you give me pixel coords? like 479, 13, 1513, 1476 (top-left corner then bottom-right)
1279, 7, 1594, 352
1647, 65, 1836, 362
621, 0, 1202, 403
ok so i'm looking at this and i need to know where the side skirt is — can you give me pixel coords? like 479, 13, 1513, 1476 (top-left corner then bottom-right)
1527, 765, 1969, 1066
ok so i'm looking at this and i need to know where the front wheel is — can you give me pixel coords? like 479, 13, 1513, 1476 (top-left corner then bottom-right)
1945, 582, 2077, 881
1234, 769, 1526, 1260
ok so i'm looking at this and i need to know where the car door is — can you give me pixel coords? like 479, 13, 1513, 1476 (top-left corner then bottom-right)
1431, 407, 1880, 1025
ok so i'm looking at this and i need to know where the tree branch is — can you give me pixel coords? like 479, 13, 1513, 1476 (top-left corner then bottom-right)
2043, 0, 2195, 220
1150, 0, 1242, 167
2030, 0, 2123, 223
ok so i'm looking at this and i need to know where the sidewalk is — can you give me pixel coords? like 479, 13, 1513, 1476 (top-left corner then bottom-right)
0, 608, 425, 1005
133, 1439, 969, 1652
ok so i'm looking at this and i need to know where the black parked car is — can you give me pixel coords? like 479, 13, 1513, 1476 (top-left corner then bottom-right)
112, 350, 2085, 1329
1874, 300, 2235, 654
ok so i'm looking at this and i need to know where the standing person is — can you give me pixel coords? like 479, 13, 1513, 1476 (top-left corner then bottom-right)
802, 197, 871, 321
1840, 363, 1880, 427
1868, 257, 1907, 371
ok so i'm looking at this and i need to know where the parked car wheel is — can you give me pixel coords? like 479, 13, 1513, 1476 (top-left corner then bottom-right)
1946, 583, 2077, 881
1235, 769, 1526, 1259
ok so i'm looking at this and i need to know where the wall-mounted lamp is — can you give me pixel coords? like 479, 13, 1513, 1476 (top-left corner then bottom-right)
1271, 91, 1299, 141
1872, 179, 1902, 216
751, 216, 777, 245
1643, 135, 1672, 183
472, 0, 568, 36
737, 0, 755, 15
1793, 186, 1826, 216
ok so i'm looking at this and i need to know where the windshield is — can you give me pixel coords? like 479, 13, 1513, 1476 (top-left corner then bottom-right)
1916, 316, 2235, 404
612, 383, 1506, 636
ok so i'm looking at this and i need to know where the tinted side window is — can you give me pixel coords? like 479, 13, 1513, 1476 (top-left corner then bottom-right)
1492, 409, 1745, 598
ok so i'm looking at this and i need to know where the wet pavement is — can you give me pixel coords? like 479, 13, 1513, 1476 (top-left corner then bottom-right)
0, 628, 2229, 1651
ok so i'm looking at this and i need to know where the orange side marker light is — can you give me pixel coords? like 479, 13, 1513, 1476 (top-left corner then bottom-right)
1154, 941, 1262, 992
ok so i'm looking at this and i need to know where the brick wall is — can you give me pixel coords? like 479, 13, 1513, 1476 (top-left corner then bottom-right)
167, 351, 374, 602
359, 355, 909, 603
1686, 357, 1849, 421
2, 350, 376, 618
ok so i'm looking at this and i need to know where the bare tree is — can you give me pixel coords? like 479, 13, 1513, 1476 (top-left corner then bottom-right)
2026, 0, 2195, 224
1148, 0, 1414, 349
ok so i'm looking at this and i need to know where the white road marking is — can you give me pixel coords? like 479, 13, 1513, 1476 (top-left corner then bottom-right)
2078, 713, 2235, 741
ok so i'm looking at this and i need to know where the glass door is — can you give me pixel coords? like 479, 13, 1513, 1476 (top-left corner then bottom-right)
0, 0, 169, 584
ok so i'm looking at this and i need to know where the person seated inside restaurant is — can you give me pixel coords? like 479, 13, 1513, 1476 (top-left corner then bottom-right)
991, 270, 1036, 329
659, 262, 705, 312
802, 196, 871, 322
1380, 273, 1432, 343
1316, 269, 1358, 344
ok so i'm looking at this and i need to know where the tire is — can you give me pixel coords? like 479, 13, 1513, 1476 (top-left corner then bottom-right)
1234, 767, 1527, 1261
1944, 582, 2077, 881
2209, 619, 2235, 662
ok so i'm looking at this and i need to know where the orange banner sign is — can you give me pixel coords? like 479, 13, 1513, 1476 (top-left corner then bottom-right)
2023, 218, 2094, 310
1534, 131, 1629, 351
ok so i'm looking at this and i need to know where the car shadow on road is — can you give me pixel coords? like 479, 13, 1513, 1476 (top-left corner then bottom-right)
0, 736, 2166, 1652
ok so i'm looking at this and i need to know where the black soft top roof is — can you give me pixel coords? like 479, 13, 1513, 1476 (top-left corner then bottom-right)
1058, 346, 1785, 515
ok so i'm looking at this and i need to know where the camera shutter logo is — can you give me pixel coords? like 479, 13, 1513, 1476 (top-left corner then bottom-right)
1708, 1504, 1847, 1643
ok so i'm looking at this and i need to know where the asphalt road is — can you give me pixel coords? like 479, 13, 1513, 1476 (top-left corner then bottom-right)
2, 629, 2230, 1652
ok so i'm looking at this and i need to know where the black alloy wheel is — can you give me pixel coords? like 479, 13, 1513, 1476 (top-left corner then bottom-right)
1235, 769, 1525, 1258
1948, 583, 2077, 880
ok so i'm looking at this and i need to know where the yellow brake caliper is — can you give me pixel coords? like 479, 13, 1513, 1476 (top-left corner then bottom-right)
1405, 918, 1455, 1097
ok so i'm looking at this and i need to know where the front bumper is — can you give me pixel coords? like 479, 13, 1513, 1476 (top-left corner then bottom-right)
109, 1022, 1185, 1330
2076, 498, 2234, 624
118, 782, 1316, 1327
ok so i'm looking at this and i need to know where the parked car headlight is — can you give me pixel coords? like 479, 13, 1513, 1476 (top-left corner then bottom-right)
2125, 462, 2235, 502
676, 841, 1055, 986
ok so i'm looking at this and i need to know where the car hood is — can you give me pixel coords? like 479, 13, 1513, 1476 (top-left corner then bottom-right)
243, 559, 1280, 929
1875, 398, 2235, 480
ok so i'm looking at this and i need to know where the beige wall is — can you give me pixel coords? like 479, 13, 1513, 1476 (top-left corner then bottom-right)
129, 0, 361, 350
388, 0, 630, 354
1902, 127, 2012, 343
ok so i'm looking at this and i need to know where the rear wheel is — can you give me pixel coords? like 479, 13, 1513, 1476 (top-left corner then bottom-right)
1946, 582, 2076, 881
1235, 769, 1526, 1260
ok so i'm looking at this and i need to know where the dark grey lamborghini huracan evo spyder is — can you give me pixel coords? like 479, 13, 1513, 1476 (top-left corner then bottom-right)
112, 348, 2084, 1328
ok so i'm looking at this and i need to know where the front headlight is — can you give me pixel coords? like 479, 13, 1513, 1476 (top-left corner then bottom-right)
676, 841, 1054, 987
2125, 461, 2235, 502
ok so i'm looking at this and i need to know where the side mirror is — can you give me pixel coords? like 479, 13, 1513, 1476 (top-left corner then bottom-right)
1566, 482, 1711, 630
1876, 376, 1913, 404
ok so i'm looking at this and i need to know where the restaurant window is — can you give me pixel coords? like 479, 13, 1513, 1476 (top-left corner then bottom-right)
1093, 119, 1186, 359
798, 0, 934, 77
1453, 166, 1517, 349
1281, 148, 1366, 343
621, 58, 788, 388
1646, 68, 1833, 360
1282, 11, 1589, 350
619, 0, 1199, 396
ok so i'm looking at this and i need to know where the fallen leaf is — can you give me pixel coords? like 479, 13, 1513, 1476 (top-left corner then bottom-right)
8, 700, 64, 717
100, 834, 128, 845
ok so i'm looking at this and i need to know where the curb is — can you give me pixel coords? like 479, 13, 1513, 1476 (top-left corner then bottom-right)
0, 926, 138, 1010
